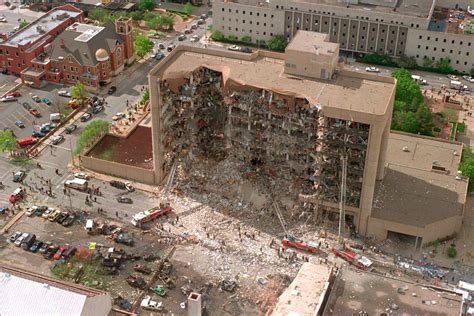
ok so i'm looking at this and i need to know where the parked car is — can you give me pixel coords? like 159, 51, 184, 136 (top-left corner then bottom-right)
463, 75, 474, 83
92, 105, 104, 114
15, 120, 25, 128
51, 135, 64, 145
22, 102, 32, 110
21, 233, 36, 250
40, 122, 56, 133
110, 180, 134, 192
190, 24, 197, 30
184, 29, 192, 35
167, 44, 176, 52
58, 90, 71, 97
178, 34, 186, 41
74, 173, 89, 180
48, 210, 62, 222
158, 43, 165, 50
32, 95, 41, 103
42, 97, 51, 105
228, 45, 241, 52
365, 66, 380, 73
65, 124, 77, 134
240, 47, 253, 53
197, 19, 205, 25
117, 196, 133, 204
190, 35, 199, 42
41, 208, 54, 219
39, 241, 52, 254
29, 108, 41, 118
112, 112, 126, 121
35, 205, 48, 216
61, 214, 75, 227
6, 91, 21, 97
29, 240, 43, 252
9, 187, 25, 203
447, 75, 459, 80
43, 244, 59, 259
53, 247, 66, 260
32, 130, 45, 138
0, 17, 7, 23
12, 170, 26, 183
14, 233, 29, 246
62, 246, 77, 259
1, 96, 17, 102
80, 113, 92, 122
56, 212, 69, 224
8, 231, 22, 243
108, 86, 117, 95
26, 205, 38, 217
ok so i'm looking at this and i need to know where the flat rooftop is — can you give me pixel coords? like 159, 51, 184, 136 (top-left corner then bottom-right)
372, 132, 467, 227
288, 0, 434, 18
3, 8, 81, 47
273, 262, 333, 315
286, 31, 338, 56
325, 268, 463, 315
151, 46, 395, 117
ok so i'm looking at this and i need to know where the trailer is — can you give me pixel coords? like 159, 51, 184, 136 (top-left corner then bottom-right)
281, 237, 320, 254
131, 206, 172, 227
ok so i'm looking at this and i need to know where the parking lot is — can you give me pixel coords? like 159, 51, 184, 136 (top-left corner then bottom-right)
0, 4, 43, 35
0, 84, 72, 139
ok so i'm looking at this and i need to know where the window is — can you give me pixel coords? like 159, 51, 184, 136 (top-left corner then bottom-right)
426, 46, 429, 49
467, 52, 470, 56
70, 66, 74, 71
228, 9, 231, 12
452, 40, 455, 44
460, 41, 463, 45
443, 39, 447, 43
427, 36, 430, 40
400, 41, 404, 45
15, 52, 18, 57
435, 38, 438, 42
442, 48, 445, 52
402, 32, 405, 36
434, 47, 436, 51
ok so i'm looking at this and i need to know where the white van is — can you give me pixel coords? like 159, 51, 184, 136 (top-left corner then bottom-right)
50, 113, 61, 122
85, 219, 94, 232
411, 75, 427, 85
450, 80, 468, 90
64, 178, 88, 191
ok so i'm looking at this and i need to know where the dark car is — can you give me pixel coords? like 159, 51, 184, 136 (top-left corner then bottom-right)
65, 124, 77, 134
35, 205, 48, 216
108, 86, 117, 95
61, 246, 77, 259
21, 233, 36, 250
32, 130, 45, 138
158, 43, 165, 50
43, 244, 59, 259
117, 196, 133, 204
39, 241, 52, 254
240, 47, 253, 53
29, 240, 43, 252
12, 170, 26, 183
15, 120, 25, 128
61, 215, 75, 227
22, 102, 32, 110
56, 212, 69, 224
80, 113, 92, 122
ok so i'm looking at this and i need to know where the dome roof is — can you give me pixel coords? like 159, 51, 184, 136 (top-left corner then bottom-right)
95, 48, 109, 62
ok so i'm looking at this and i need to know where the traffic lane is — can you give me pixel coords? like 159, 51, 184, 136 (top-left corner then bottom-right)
0, 156, 26, 202
0, 85, 70, 139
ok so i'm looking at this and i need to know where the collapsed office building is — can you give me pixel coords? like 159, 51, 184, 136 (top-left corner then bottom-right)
147, 31, 467, 244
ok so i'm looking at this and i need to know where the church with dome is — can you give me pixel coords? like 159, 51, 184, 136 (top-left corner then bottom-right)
19, 8, 134, 89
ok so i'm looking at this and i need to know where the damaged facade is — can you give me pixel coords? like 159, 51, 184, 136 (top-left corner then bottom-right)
149, 31, 395, 237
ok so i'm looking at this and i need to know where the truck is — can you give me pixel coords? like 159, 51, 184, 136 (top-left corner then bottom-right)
331, 247, 373, 271
411, 75, 428, 85
281, 236, 320, 254
450, 80, 468, 91
131, 206, 172, 227
17, 137, 37, 147
64, 178, 88, 191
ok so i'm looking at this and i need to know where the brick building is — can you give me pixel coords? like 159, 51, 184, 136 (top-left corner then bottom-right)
21, 17, 135, 88
0, 4, 83, 76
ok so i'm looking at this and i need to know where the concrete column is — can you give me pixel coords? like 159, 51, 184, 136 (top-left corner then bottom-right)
188, 292, 202, 316
149, 73, 164, 184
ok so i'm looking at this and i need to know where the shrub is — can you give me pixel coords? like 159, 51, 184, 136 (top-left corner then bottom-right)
267, 34, 287, 52
447, 244, 457, 258
241, 36, 252, 43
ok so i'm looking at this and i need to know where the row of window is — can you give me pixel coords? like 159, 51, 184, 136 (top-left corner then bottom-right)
222, 7, 274, 19
416, 45, 470, 56
418, 35, 472, 46
0, 49, 19, 57
224, 17, 273, 28
415, 55, 471, 66
226, 26, 273, 37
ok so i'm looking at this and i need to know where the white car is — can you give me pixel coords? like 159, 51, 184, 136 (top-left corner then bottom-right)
58, 90, 71, 97
112, 112, 126, 121
41, 208, 54, 219
190, 35, 199, 42
0, 17, 7, 23
447, 75, 459, 80
228, 45, 241, 52
74, 172, 89, 180
51, 135, 64, 145
462, 75, 474, 83
26, 206, 38, 217
365, 66, 380, 73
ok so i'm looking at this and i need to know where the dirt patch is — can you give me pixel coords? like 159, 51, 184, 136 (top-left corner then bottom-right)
88, 126, 153, 169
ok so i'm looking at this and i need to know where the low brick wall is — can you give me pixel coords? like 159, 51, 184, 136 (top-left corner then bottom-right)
81, 155, 155, 185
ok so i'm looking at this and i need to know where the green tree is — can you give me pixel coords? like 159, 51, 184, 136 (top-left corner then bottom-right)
75, 120, 111, 155
138, 0, 155, 11
415, 104, 434, 136
134, 34, 154, 57
267, 34, 288, 52
211, 30, 225, 41
19, 21, 29, 29
88, 8, 109, 24
422, 57, 434, 68
183, 2, 193, 15
145, 15, 160, 30
392, 69, 424, 105
161, 14, 175, 31
142, 88, 150, 103
447, 244, 457, 258
70, 82, 88, 99
0, 130, 17, 154
241, 36, 252, 43
129, 11, 142, 21
435, 58, 454, 73
470, 67, 474, 77
459, 145, 474, 192
398, 54, 417, 69
392, 111, 420, 134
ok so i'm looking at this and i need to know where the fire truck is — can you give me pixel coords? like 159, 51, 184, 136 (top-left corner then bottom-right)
131, 206, 172, 227
331, 247, 373, 271
281, 236, 320, 254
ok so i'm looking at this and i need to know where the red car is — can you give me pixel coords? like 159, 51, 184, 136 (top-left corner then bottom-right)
6, 91, 21, 97
53, 247, 66, 260
29, 109, 41, 118
9, 188, 25, 203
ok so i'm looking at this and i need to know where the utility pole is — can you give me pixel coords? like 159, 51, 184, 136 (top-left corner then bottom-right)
338, 155, 347, 246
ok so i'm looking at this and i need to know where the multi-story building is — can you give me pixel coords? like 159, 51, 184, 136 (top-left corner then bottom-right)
21, 18, 135, 88
147, 31, 468, 245
0, 4, 83, 76
213, 0, 474, 73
